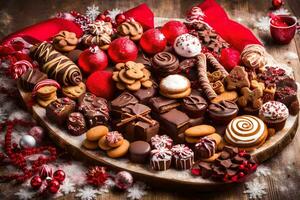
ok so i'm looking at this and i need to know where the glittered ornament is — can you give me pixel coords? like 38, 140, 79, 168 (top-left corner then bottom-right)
108, 37, 138, 63
116, 13, 126, 25
28, 126, 44, 144
86, 70, 115, 99
161, 21, 188, 45
53, 170, 66, 183
48, 179, 60, 194
86, 166, 108, 186
19, 135, 36, 149
30, 175, 43, 190
39, 165, 53, 180
78, 46, 108, 74
272, 0, 284, 9
140, 29, 167, 54
114, 171, 133, 190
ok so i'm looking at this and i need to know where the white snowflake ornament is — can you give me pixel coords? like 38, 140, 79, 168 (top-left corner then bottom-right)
272, 8, 291, 15
127, 181, 147, 200
254, 16, 270, 32
60, 178, 76, 194
75, 186, 100, 200
255, 165, 272, 177
86, 4, 100, 21
106, 8, 122, 23
244, 178, 267, 199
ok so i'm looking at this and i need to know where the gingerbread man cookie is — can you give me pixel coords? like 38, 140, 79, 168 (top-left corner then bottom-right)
225, 66, 250, 90
238, 87, 263, 109
53, 31, 78, 52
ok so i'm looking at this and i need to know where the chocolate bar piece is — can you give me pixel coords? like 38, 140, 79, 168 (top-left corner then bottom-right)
148, 96, 180, 114
157, 109, 190, 139
132, 87, 157, 104
46, 97, 76, 125
117, 104, 159, 142
20, 69, 47, 91
78, 92, 110, 127
111, 92, 138, 116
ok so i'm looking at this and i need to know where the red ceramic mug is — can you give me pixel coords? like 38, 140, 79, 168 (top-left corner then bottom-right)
270, 15, 298, 44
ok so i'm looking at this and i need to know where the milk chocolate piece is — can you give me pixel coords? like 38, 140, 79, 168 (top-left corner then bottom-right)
198, 161, 213, 178
149, 96, 180, 114
158, 109, 190, 138
20, 69, 47, 91
66, 49, 82, 63
111, 92, 138, 116
132, 87, 157, 104
129, 141, 151, 163
78, 92, 109, 127
46, 97, 76, 125
182, 92, 207, 118
207, 100, 238, 124
67, 112, 86, 136
134, 120, 159, 142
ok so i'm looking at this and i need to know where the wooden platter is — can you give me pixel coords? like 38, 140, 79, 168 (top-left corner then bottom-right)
16, 17, 299, 191
17, 82, 298, 191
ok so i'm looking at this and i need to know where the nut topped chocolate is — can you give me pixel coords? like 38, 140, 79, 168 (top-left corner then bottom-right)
208, 100, 238, 124
67, 112, 86, 136
78, 92, 110, 127
152, 52, 179, 77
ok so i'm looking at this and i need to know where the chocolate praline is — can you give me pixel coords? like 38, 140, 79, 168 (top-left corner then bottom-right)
129, 141, 151, 164
182, 92, 207, 118
152, 52, 179, 77
207, 100, 238, 124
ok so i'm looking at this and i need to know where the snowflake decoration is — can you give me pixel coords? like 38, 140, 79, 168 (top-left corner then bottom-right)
284, 51, 299, 60
254, 16, 270, 31
244, 178, 267, 199
272, 8, 291, 15
75, 186, 101, 200
59, 162, 87, 185
86, 4, 100, 21
60, 178, 76, 194
255, 166, 272, 177
106, 8, 122, 22
127, 182, 147, 200
15, 189, 35, 200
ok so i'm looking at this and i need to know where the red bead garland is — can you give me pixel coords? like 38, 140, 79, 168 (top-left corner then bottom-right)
0, 119, 57, 183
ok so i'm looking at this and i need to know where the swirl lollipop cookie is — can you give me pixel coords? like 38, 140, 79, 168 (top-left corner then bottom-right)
225, 115, 268, 150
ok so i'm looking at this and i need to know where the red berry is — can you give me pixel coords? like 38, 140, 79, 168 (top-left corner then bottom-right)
191, 168, 201, 176
97, 14, 106, 21
30, 175, 42, 189
239, 164, 245, 170
103, 10, 109, 15
116, 13, 126, 25
238, 172, 245, 178
272, 0, 284, 9
48, 179, 60, 194
53, 170, 65, 183
231, 175, 239, 182
104, 16, 111, 22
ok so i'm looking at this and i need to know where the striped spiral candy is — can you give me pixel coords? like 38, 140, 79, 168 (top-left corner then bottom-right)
225, 115, 266, 147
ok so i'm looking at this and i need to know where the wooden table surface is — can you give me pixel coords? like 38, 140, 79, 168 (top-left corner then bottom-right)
0, 0, 300, 199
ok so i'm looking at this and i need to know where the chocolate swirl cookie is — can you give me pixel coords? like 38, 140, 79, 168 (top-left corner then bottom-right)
152, 52, 179, 77
208, 100, 238, 124
31, 42, 82, 86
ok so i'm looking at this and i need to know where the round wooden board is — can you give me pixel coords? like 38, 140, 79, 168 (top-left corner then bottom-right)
17, 82, 298, 191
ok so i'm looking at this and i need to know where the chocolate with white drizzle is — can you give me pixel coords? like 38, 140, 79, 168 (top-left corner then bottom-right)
31, 42, 82, 86
196, 53, 217, 100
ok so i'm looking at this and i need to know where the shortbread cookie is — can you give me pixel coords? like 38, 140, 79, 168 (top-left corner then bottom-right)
86, 125, 109, 141
107, 139, 130, 158
62, 82, 86, 100
83, 139, 99, 150
185, 125, 216, 137
160, 87, 191, 99
98, 136, 113, 151
160, 74, 191, 94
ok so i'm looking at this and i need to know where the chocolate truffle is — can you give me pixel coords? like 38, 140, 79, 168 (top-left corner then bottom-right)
195, 137, 216, 159
171, 144, 194, 170
78, 92, 110, 127
150, 134, 173, 149
150, 147, 172, 171
129, 141, 151, 164
207, 100, 238, 124
46, 97, 76, 125
149, 96, 180, 114
20, 69, 47, 91
182, 92, 207, 118
67, 112, 86, 136
152, 52, 179, 77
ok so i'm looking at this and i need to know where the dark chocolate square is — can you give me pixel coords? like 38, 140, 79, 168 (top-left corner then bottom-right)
148, 96, 180, 114
132, 87, 157, 104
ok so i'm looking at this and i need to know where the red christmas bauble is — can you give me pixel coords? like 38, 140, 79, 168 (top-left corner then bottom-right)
219, 48, 240, 71
108, 37, 138, 63
30, 175, 42, 190
116, 14, 126, 25
78, 46, 108, 74
139, 29, 167, 54
86, 71, 115, 99
48, 179, 60, 194
272, 0, 284, 9
161, 21, 188, 45
53, 170, 66, 183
